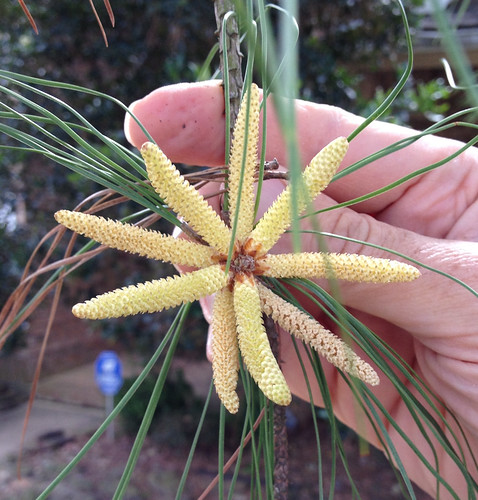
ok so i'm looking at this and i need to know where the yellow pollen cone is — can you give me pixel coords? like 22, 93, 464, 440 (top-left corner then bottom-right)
141, 142, 231, 254
263, 252, 421, 282
72, 265, 228, 319
228, 83, 260, 241
233, 279, 291, 406
211, 288, 240, 413
250, 137, 349, 253
55, 210, 215, 268
257, 283, 379, 385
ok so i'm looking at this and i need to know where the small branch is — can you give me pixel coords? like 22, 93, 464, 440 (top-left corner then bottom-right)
214, 0, 244, 132
179, 221, 209, 246
214, 0, 244, 220
197, 408, 266, 500
273, 403, 288, 500
265, 315, 289, 499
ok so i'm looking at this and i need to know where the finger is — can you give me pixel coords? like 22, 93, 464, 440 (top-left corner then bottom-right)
125, 80, 227, 167
124, 81, 476, 218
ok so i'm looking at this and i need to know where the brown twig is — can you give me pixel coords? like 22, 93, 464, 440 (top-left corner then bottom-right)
197, 407, 266, 500
266, 315, 289, 499
212, 6, 289, 496
88, 0, 110, 47
273, 403, 289, 500
17, 0, 38, 34
214, 0, 244, 134
17, 0, 115, 45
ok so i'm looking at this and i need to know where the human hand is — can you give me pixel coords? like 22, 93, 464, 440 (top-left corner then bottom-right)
125, 80, 478, 497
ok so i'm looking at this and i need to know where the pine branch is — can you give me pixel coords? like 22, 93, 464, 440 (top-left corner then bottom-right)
266, 315, 289, 499
214, 0, 244, 134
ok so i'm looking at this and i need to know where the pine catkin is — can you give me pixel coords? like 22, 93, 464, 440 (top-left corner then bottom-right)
211, 288, 240, 413
141, 142, 232, 254
227, 83, 260, 241
55, 210, 215, 268
263, 252, 420, 283
72, 264, 228, 319
303, 137, 349, 197
233, 279, 292, 406
257, 282, 379, 385
250, 137, 348, 253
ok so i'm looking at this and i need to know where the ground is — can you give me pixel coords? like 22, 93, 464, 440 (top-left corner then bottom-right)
0, 400, 433, 500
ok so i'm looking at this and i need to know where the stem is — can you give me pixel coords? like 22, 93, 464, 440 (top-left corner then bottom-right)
265, 315, 289, 499
214, 0, 244, 135
214, 4, 290, 496
214, 0, 244, 216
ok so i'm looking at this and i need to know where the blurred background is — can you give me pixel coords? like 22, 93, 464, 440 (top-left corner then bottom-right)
0, 1, 477, 498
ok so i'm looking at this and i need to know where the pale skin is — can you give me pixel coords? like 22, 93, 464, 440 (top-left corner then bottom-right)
125, 80, 478, 497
